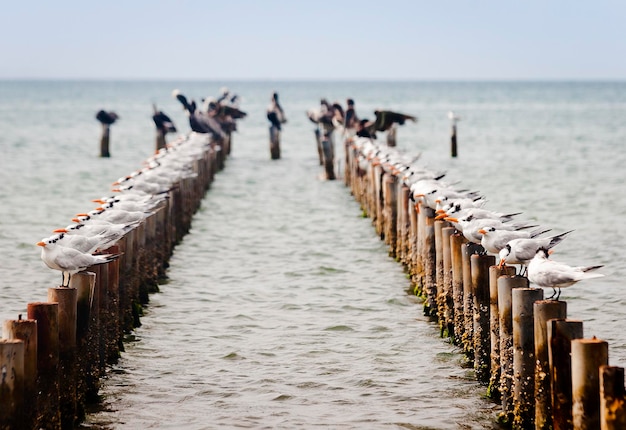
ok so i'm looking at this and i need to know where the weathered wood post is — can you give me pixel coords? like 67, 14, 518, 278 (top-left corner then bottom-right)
572, 338, 609, 430
408, 201, 419, 285
386, 123, 397, 147
534, 300, 567, 430
397, 184, 411, 263
99, 124, 111, 157
69, 271, 99, 417
27, 302, 61, 429
374, 164, 384, 238
421, 206, 437, 316
512, 287, 543, 429
441, 226, 456, 337
269, 125, 281, 160
0, 339, 25, 430
498, 275, 528, 423
3, 317, 37, 430
471, 253, 495, 384
382, 173, 398, 257
322, 135, 335, 180
448, 111, 460, 158
600, 365, 626, 430
461, 243, 475, 355
434, 220, 445, 326
488, 265, 515, 400
451, 233, 467, 345
48, 286, 77, 429
548, 319, 584, 430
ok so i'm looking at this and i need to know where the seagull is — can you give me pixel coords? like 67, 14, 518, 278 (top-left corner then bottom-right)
46, 231, 120, 254
74, 207, 150, 226
37, 236, 121, 287
527, 248, 604, 300
445, 214, 536, 245
498, 230, 574, 269
93, 197, 163, 213
56, 221, 137, 239
478, 226, 551, 255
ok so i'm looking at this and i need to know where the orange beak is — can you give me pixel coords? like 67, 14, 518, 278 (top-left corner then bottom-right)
53, 228, 67, 233
498, 259, 506, 269
72, 218, 80, 223
478, 229, 487, 235
76, 213, 89, 217
112, 181, 120, 186
435, 213, 448, 221
92, 199, 104, 203
36, 241, 46, 247
95, 207, 104, 211
112, 189, 121, 193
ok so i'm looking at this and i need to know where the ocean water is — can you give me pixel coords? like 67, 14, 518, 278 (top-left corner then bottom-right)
1, 80, 625, 429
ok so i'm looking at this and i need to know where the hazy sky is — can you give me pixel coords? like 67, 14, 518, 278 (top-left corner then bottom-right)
2, 1, 624, 80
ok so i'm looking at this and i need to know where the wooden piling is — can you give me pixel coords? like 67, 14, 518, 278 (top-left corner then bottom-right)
498, 275, 528, 423
533, 300, 567, 430
269, 126, 280, 160
548, 319, 584, 430
441, 226, 455, 337
99, 124, 110, 158
27, 302, 61, 429
461, 243, 474, 355
0, 339, 25, 430
421, 206, 437, 316
382, 173, 398, 257
322, 138, 335, 180
69, 271, 99, 416
512, 287, 543, 429
2, 318, 37, 430
48, 286, 78, 429
451, 233, 467, 345
155, 129, 166, 151
471, 253, 495, 384
397, 184, 410, 263
450, 123, 458, 158
600, 365, 626, 430
488, 265, 515, 400
572, 338, 609, 430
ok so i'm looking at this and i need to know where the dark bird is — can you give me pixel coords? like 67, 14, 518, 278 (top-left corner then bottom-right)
172, 89, 225, 138
96, 110, 119, 125
152, 104, 177, 134
371, 110, 417, 132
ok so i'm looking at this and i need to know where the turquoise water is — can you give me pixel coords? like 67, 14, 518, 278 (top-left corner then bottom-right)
1, 80, 625, 428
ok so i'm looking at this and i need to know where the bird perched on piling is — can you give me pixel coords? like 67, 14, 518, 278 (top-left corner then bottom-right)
526, 248, 605, 300
96, 110, 119, 125
172, 89, 225, 138
478, 226, 552, 255
152, 104, 176, 134
37, 236, 120, 287
498, 230, 574, 269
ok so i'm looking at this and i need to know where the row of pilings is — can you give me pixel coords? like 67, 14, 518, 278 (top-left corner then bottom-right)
344, 136, 625, 430
0, 132, 228, 430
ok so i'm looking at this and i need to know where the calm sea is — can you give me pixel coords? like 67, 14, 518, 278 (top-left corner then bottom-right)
1, 80, 625, 429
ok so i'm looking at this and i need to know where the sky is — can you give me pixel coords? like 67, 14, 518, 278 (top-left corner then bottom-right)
1, 0, 624, 80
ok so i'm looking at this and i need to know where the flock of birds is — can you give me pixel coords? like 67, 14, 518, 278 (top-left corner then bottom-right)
39, 88, 248, 287
43, 91, 607, 300
351, 136, 605, 300
95, 87, 247, 143
37, 133, 215, 286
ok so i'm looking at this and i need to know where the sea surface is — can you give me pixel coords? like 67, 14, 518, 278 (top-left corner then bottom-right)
1, 80, 625, 429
